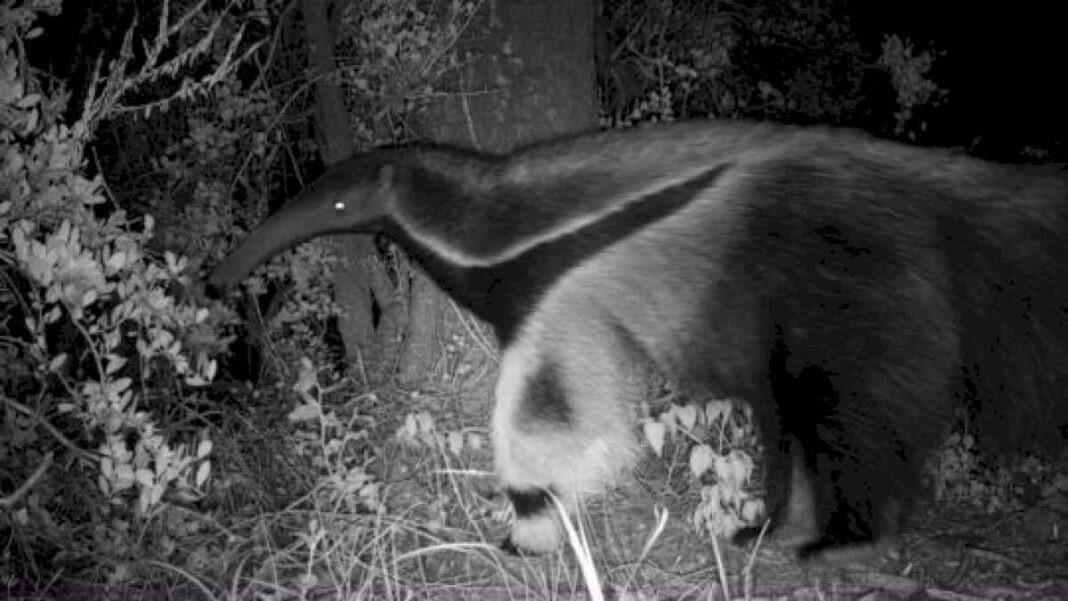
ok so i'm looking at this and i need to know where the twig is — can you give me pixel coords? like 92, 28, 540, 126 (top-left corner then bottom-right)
742, 518, 771, 599
448, 299, 498, 362
1, 395, 99, 464
458, 69, 483, 152
965, 545, 1025, 570
0, 452, 53, 509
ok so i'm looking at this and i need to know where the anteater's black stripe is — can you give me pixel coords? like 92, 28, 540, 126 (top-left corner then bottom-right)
405, 163, 732, 341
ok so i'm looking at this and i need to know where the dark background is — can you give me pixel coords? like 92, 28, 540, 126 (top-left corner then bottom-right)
851, 4, 1066, 158
31, 2, 1068, 161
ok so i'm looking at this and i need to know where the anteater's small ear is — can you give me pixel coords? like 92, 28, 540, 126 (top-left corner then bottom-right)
377, 164, 395, 191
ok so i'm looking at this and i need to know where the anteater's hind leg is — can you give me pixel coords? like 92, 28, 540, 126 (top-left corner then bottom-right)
741, 287, 958, 564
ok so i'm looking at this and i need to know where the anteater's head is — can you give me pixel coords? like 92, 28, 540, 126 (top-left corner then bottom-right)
208, 155, 403, 294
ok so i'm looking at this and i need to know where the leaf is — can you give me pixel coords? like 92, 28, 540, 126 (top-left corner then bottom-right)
740, 498, 764, 522
150, 483, 164, 507
643, 419, 666, 456
447, 431, 464, 455
110, 377, 132, 394
414, 411, 434, 433
705, 399, 732, 424
196, 439, 213, 458
195, 460, 211, 488
396, 413, 418, 442
23, 107, 39, 134
467, 433, 484, 451
135, 468, 155, 487
153, 445, 172, 477
690, 444, 715, 478
718, 450, 755, 488
100, 457, 114, 479
675, 404, 698, 430
48, 353, 68, 372
106, 356, 127, 375
287, 402, 320, 422
15, 93, 39, 108
294, 357, 318, 395
106, 250, 126, 274
657, 409, 677, 440
81, 288, 98, 308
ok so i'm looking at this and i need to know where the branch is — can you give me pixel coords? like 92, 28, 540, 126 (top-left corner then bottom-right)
0, 452, 53, 509
1, 395, 99, 464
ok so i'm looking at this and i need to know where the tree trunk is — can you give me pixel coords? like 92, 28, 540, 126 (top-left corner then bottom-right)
301, 0, 399, 381
397, 0, 599, 386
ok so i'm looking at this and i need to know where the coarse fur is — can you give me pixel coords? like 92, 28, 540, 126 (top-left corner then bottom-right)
209, 120, 1068, 563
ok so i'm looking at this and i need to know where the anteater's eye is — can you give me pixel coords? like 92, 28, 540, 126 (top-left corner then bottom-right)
333, 201, 346, 211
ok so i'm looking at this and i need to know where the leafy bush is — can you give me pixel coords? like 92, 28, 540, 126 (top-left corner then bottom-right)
0, 1, 234, 581
599, 0, 943, 139
640, 396, 763, 540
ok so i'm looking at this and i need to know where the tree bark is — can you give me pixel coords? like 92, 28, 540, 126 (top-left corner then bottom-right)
301, 0, 398, 380
397, 0, 599, 385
